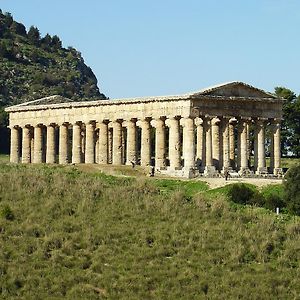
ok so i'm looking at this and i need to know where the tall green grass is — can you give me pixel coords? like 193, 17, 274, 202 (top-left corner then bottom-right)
0, 164, 299, 299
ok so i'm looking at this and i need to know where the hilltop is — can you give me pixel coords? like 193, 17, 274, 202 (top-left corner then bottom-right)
0, 10, 106, 107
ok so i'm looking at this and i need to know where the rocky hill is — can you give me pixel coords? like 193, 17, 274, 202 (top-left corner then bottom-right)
0, 10, 106, 107
0, 10, 107, 152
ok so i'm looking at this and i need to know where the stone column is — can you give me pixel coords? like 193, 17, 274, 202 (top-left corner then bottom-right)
272, 120, 282, 175
46, 124, 56, 164
221, 117, 230, 172
256, 119, 267, 174
182, 117, 195, 173
212, 117, 221, 170
22, 125, 31, 163
137, 118, 151, 167
59, 123, 69, 164
125, 119, 137, 165
85, 121, 95, 164
229, 118, 237, 169
108, 127, 113, 164
203, 116, 216, 175
238, 119, 249, 174
195, 117, 205, 170
166, 117, 181, 169
151, 117, 166, 169
72, 122, 82, 164
98, 121, 109, 164
33, 124, 43, 163
112, 120, 122, 165
10, 126, 20, 163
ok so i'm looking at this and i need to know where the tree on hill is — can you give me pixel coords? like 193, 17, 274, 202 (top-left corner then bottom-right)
27, 26, 40, 46
275, 87, 300, 157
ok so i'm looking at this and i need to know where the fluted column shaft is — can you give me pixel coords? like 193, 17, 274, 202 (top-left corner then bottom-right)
229, 119, 236, 168
154, 118, 166, 168
126, 120, 137, 165
72, 122, 82, 164
256, 119, 267, 173
239, 119, 249, 171
204, 117, 213, 167
10, 126, 20, 163
98, 121, 108, 164
33, 125, 43, 163
168, 117, 181, 169
221, 118, 230, 170
22, 126, 31, 163
139, 119, 151, 167
46, 124, 56, 163
212, 117, 220, 170
195, 118, 204, 166
112, 120, 122, 165
59, 123, 69, 164
183, 117, 195, 169
273, 121, 281, 174
85, 122, 95, 163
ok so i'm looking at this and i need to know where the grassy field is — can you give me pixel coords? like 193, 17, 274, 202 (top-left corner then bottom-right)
0, 163, 299, 299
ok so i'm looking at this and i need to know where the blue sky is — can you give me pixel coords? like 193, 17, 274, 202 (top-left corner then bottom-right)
1, 0, 300, 98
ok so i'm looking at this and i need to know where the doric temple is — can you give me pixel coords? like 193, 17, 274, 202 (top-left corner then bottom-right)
5, 82, 284, 177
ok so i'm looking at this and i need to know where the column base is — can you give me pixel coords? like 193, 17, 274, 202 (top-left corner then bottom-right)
255, 167, 268, 175
221, 166, 233, 174
238, 167, 250, 176
204, 165, 217, 176
273, 168, 283, 176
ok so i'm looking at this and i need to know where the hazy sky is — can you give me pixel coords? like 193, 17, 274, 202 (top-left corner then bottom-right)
1, 0, 300, 98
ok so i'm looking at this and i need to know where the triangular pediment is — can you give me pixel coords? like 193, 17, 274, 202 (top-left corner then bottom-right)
13, 95, 73, 108
190, 82, 276, 99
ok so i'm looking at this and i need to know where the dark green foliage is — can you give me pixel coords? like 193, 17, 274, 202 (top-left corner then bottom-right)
275, 87, 300, 157
227, 183, 287, 212
284, 165, 300, 215
227, 183, 256, 205
1, 205, 14, 221
27, 26, 40, 46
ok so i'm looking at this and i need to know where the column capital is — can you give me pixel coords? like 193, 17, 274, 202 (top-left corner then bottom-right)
211, 117, 221, 125
194, 117, 203, 126
85, 120, 96, 125
229, 117, 238, 125
180, 117, 194, 127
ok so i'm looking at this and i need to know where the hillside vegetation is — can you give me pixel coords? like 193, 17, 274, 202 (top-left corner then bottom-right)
0, 10, 106, 106
0, 163, 299, 299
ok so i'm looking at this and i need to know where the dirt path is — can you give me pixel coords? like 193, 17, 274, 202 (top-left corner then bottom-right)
198, 177, 283, 189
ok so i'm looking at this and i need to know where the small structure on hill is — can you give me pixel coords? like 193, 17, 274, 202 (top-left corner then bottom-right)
5, 81, 284, 178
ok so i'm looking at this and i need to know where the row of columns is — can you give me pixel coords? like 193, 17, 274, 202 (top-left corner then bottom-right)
9, 116, 282, 175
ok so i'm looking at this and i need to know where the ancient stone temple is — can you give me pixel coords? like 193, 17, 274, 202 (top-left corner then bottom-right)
5, 82, 284, 177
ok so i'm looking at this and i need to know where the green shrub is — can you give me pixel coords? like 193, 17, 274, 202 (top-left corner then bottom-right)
1, 205, 14, 220
283, 165, 300, 215
227, 183, 256, 205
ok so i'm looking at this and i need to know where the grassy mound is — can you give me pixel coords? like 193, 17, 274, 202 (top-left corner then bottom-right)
0, 164, 299, 299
